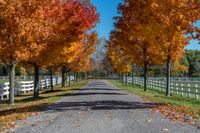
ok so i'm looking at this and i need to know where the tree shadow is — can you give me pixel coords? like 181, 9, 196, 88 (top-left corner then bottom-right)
67, 88, 120, 91
47, 100, 159, 112
58, 92, 127, 97
42, 90, 66, 94
0, 102, 49, 117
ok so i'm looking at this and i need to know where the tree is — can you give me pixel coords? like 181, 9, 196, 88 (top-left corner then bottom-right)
91, 37, 115, 77
107, 42, 132, 81
186, 50, 200, 76
69, 32, 98, 74
151, 0, 200, 96
109, 0, 200, 95
27, 0, 99, 95
109, 0, 164, 91
0, 0, 99, 103
0, 0, 53, 104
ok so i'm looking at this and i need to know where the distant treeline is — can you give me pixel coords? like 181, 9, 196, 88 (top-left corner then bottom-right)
0, 64, 51, 76
139, 50, 200, 77
90, 50, 200, 78
0, 65, 22, 76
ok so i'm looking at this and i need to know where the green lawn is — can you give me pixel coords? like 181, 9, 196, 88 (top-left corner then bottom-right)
110, 80, 200, 119
0, 80, 8, 84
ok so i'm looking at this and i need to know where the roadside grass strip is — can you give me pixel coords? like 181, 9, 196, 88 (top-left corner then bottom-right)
110, 80, 200, 127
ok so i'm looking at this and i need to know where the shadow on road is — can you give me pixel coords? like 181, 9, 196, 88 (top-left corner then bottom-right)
47, 81, 159, 112
67, 88, 120, 91
47, 100, 159, 112
58, 92, 127, 97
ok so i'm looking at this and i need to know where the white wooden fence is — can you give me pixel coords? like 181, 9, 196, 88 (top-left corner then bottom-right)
0, 75, 75, 80
0, 77, 65, 100
16, 81, 34, 94
0, 82, 9, 100
124, 77, 200, 99
0, 75, 77, 100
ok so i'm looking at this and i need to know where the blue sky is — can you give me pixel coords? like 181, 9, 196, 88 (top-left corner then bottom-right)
91, 0, 200, 50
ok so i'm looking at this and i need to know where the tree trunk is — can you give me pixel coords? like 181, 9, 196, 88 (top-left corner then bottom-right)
74, 73, 76, 83
61, 66, 66, 88
84, 72, 87, 80
8, 61, 16, 104
122, 73, 124, 84
68, 72, 71, 86
144, 62, 148, 92
76, 73, 78, 83
78, 73, 80, 82
125, 73, 128, 85
50, 67, 54, 91
166, 58, 171, 96
34, 64, 40, 98
80, 73, 82, 81
117, 73, 119, 81
132, 72, 134, 87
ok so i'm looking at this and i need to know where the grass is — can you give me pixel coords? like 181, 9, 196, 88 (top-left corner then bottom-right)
0, 80, 88, 131
110, 80, 200, 120
0, 80, 8, 84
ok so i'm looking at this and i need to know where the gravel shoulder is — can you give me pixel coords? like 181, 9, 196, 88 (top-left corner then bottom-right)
12, 80, 199, 133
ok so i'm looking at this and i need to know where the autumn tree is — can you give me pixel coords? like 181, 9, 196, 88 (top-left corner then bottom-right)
107, 41, 132, 84
150, 0, 200, 96
109, 0, 164, 91
0, 0, 53, 104
109, 0, 199, 94
27, 0, 98, 95
69, 32, 98, 81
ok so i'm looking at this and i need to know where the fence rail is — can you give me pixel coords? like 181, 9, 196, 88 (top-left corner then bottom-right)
0, 75, 75, 100
124, 77, 200, 99
0, 75, 75, 81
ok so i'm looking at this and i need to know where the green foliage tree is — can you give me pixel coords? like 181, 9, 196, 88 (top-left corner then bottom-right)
186, 50, 200, 76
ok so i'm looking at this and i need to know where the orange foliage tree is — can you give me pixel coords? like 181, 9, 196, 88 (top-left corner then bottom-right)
69, 32, 98, 74
0, 0, 53, 104
109, 0, 163, 91
150, 0, 200, 95
27, 0, 99, 97
0, 0, 99, 103
108, 0, 200, 94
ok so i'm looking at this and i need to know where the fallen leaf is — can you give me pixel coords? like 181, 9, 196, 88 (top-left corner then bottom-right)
197, 125, 200, 129
163, 128, 169, 132
147, 119, 152, 122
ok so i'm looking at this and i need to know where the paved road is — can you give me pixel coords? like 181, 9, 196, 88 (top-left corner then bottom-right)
13, 80, 199, 133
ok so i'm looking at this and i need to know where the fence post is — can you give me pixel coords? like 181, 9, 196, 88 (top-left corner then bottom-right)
195, 84, 198, 99
149, 79, 151, 89
176, 83, 178, 95
163, 81, 165, 92
131, 73, 134, 87
56, 76, 58, 86
181, 83, 184, 97
188, 83, 191, 98
171, 82, 173, 94
45, 77, 47, 89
